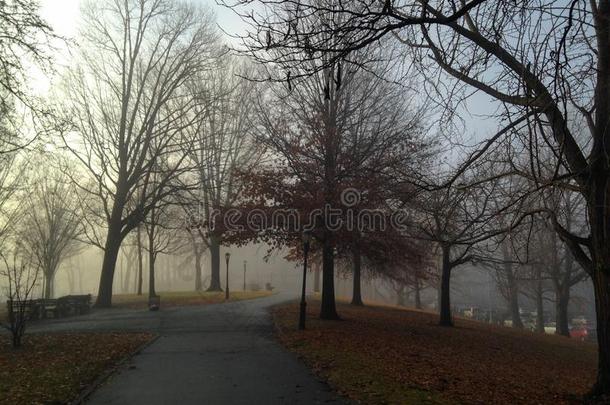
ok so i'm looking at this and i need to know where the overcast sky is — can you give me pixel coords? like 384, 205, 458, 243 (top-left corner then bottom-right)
37, 0, 498, 154
39, 0, 248, 39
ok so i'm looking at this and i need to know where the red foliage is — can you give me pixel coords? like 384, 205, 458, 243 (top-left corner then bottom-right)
273, 301, 597, 405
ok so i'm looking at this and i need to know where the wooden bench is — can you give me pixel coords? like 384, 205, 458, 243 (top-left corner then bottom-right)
6, 295, 92, 322
36, 299, 59, 319
6, 300, 41, 322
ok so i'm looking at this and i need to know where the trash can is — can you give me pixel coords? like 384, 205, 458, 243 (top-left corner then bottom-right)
148, 295, 160, 311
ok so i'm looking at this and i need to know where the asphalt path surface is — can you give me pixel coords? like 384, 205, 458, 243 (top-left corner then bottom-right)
29, 293, 346, 405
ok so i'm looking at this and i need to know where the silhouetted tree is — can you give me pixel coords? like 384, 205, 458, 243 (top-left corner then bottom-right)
62, 0, 218, 307
18, 170, 83, 298
1, 249, 40, 348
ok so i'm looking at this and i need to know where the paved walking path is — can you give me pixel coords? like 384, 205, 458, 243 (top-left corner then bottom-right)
30, 293, 345, 404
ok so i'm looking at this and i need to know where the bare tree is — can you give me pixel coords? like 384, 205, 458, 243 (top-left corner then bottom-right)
492, 238, 525, 329
61, 0, 219, 307
0, 0, 55, 153
136, 226, 145, 295
18, 169, 83, 298
144, 206, 172, 299
0, 152, 20, 254
188, 230, 206, 291
533, 209, 589, 337
413, 177, 509, 326
520, 221, 555, 333
1, 248, 41, 348
487, 179, 532, 330
185, 55, 262, 292
0, 103, 30, 266
544, 192, 589, 336
143, 178, 184, 299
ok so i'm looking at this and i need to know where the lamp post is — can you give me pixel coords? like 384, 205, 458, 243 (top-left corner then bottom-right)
299, 231, 312, 330
225, 252, 231, 300
243, 260, 247, 291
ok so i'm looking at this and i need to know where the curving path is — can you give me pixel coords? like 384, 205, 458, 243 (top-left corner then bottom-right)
30, 293, 345, 405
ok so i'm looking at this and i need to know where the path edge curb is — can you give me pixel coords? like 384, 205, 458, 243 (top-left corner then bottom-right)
70, 333, 160, 405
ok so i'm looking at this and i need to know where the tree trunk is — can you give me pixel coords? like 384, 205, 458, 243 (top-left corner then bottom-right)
117, 253, 123, 293
122, 250, 132, 293
165, 254, 172, 291
207, 234, 222, 291
148, 252, 156, 298
95, 223, 122, 307
132, 249, 138, 293
148, 224, 156, 298
137, 226, 143, 295
320, 239, 339, 320
396, 285, 406, 306
67, 259, 75, 294
43, 272, 53, 299
320, 67, 339, 320
507, 273, 523, 329
12, 331, 22, 348
587, 2, 610, 397
351, 250, 363, 306
555, 285, 571, 336
535, 267, 545, 333
590, 268, 610, 398
502, 242, 523, 328
67, 269, 74, 294
195, 245, 203, 291
439, 245, 453, 327
414, 279, 422, 309
313, 262, 321, 293
77, 259, 83, 293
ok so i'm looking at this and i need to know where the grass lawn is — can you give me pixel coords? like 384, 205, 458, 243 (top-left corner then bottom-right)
0, 332, 153, 404
111, 290, 273, 309
272, 300, 597, 405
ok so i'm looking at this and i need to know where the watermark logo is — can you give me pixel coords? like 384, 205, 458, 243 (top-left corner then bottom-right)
340, 188, 361, 207
185, 188, 410, 234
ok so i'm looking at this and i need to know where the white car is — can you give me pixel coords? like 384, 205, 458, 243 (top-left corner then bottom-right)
544, 322, 556, 334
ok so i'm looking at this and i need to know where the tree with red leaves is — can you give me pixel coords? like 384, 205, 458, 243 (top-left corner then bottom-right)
226, 49, 431, 319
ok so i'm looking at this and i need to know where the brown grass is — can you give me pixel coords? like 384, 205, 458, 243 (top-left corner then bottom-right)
0, 332, 153, 404
272, 300, 597, 405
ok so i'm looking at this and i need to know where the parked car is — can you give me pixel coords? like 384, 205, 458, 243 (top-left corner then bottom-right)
570, 326, 588, 341
571, 315, 588, 326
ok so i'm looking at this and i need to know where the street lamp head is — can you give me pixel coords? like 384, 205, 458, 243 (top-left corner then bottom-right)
225, 252, 231, 263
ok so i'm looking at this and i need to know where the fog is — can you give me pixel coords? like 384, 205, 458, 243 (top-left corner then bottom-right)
2, 1, 609, 401
46, 243, 302, 298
